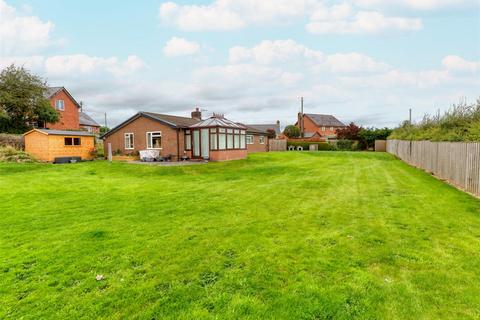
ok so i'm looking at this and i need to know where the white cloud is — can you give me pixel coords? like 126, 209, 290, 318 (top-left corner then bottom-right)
0, 0, 54, 54
229, 40, 323, 64
44, 54, 146, 77
307, 8, 422, 34
353, 0, 476, 10
159, 0, 321, 31
228, 40, 388, 74
163, 37, 200, 57
159, 0, 425, 35
442, 55, 480, 73
321, 53, 389, 73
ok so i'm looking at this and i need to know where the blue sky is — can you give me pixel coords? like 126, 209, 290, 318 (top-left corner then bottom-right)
1, 0, 479, 127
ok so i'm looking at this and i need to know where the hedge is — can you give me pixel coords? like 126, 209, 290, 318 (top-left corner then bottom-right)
0, 134, 24, 149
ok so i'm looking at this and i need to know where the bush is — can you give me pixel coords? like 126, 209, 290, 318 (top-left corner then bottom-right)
389, 99, 480, 142
335, 139, 359, 151
0, 146, 36, 163
0, 133, 23, 149
287, 141, 335, 151
283, 125, 300, 138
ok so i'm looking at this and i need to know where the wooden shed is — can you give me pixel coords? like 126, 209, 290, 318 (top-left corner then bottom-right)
24, 129, 95, 162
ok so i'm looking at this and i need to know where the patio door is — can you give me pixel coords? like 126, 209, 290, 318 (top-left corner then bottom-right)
193, 130, 200, 157
201, 128, 209, 159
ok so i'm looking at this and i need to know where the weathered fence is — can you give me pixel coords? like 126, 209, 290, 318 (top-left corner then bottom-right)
387, 140, 480, 197
269, 139, 287, 152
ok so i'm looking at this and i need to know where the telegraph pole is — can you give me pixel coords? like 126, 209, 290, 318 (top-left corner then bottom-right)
300, 97, 304, 137
409, 108, 412, 125
104, 113, 107, 128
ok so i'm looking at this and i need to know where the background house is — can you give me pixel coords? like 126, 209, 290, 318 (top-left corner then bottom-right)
296, 113, 346, 141
79, 112, 101, 134
43, 87, 81, 130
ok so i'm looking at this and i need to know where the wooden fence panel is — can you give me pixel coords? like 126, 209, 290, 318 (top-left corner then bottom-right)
387, 140, 480, 197
269, 139, 287, 152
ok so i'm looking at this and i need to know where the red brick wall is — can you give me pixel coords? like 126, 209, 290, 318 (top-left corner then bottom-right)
47, 90, 80, 130
209, 149, 247, 161
247, 133, 268, 153
103, 116, 182, 159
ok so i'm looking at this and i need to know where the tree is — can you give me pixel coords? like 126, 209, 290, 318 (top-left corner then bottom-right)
266, 128, 276, 139
359, 127, 393, 149
100, 126, 110, 135
336, 122, 361, 140
283, 125, 300, 138
0, 64, 59, 133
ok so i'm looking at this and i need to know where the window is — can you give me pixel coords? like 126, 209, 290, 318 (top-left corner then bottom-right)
64, 137, 81, 146
87, 127, 93, 133
227, 129, 234, 149
210, 128, 218, 150
322, 126, 326, 131
218, 128, 226, 149
55, 100, 65, 111
246, 135, 254, 144
259, 136, 265, 144
185, 130, 191, 150
240, 131, 246, 149
234, 129, 240, 148
125, 133, 134, 149
330, 127, 334, 131
147, 131, 162, 149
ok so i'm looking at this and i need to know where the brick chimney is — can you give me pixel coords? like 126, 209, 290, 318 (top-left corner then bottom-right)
191, 107, 202, 120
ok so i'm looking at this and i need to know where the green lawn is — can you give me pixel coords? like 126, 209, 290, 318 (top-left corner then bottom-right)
1, 152, 479, 319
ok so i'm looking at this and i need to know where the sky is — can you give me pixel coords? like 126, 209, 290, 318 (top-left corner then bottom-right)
0, 0, 479, 128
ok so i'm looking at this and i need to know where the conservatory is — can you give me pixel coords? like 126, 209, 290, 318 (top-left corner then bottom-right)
188, 114, 247, 161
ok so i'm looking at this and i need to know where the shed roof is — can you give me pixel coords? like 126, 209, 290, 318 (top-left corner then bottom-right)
24, 129, 95, 137
79, 112, 101, 127
305, 114, 345, 127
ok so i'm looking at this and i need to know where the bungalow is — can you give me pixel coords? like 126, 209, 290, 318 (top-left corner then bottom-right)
101, 108, 270, 161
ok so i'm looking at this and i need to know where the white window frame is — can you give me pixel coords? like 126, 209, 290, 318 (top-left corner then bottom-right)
125, 133, 134, 150
330, 127, 334, 131
55, 99, 65, 111
246, 135, 254, 145
259, 136, 265, 144
322, 126, 326, 131
146, 131, 162, 149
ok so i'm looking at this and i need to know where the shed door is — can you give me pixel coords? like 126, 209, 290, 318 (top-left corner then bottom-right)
201, 129, 209, 159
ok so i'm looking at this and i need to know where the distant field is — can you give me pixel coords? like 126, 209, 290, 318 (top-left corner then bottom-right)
0, 152, 479, 319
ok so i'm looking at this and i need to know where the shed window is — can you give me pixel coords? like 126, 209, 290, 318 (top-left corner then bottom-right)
147, 131, 162, 149
125, 133, 134, 149
56, 100, 65, 111
64, 137, 81, 146
246, 135, 254, 144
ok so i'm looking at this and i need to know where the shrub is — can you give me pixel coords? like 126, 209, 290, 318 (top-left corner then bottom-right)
287, 141, 335, 151
335, 139, 359, 151
0, 133, 23, 149
389, 98, 480, 142
283, 125, 300, 138
0, 146, 36, 163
